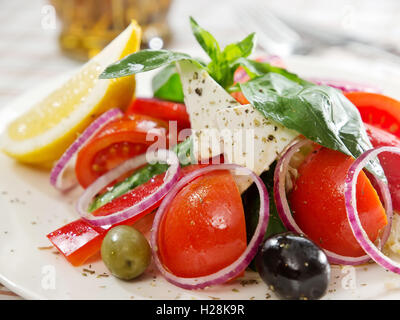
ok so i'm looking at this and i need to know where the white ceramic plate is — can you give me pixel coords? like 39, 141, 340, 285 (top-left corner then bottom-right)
1, 55, 400, 300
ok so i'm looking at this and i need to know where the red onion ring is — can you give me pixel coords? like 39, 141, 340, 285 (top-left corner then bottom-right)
345, 146, 399, 273
50, 108, 123, 191
274, 139, 392, 265
150, 164, 270, 290
234, 67, 249, 84
76, 149, 180, 227
309, 78, 381, 93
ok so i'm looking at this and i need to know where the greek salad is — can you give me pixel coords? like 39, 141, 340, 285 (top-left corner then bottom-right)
3, 18, 400, 300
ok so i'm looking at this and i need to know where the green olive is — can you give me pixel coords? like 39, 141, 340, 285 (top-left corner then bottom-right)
101, 225, 151, 280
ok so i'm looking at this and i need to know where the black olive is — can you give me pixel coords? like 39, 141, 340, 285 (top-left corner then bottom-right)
255, 232, 330, 300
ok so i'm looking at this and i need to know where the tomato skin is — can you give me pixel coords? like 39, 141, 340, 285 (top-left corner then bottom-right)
75, 114, 168, 188
289, 147, 387, 257
365, 123, 400, 212
125, 98, 191, 130
47, 220, 105, 266
231, 91, 250, 105
345, 92, 400, 138
157, 170, 247, 278
47, 164, 208, 266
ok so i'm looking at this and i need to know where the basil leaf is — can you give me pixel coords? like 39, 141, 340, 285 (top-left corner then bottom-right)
152, 64, 184, 103
151, 57, 206, 102
240, 73, 385, 180
100, 18, 256, 92
99, 50, 192, 79
88, 162, 168, 212
222, 33, 256, 62
206, 59, 233, 89
190, 17, 257, 89
234, 57, 310, 86
204, 34, 256, 89
173, 135, 197, 167
189, 17, 221, 61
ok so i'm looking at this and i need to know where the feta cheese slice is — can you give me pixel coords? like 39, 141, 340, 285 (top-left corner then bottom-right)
176, 60, 298, 192
216, 104, 298, 192
176, 60, 240, 160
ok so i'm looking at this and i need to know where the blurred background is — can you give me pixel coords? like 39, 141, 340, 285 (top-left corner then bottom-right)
0, 0, 399, 108
0, 0, 399, 299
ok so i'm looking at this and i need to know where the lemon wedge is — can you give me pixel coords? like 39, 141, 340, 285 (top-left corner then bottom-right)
0, 20, 141, 167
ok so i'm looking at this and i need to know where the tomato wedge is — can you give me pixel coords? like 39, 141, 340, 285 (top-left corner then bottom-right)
157, 170, 247, 277
365, 123, 400, 212
75, 114, 168, 188
230, 91, 249, 105
47, 164, 208, 266
289, 147, 387, 257
125, 98, 191, 130
345, 92, 400, 138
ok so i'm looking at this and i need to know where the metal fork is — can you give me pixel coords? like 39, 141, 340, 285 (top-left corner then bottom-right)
235, 2, 312, 56
235, 2, 400, 65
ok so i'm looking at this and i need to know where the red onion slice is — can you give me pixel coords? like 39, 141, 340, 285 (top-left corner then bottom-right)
274, 139, 392, 265
150, 164, 270, 290
309, 78, 381, 93
345, 146, 399, 273
76, 149, 180, 227
50, 108, 123, 191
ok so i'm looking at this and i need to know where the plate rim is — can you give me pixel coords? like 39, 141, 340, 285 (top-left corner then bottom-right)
1, 54, 400, 300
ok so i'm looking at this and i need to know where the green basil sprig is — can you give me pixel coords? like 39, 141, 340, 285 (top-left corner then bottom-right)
99, 15, 385, 186
100, 17, 257, 92
151, 64, 184, 103
233, 57, 310, 86
151, 58, 206, 103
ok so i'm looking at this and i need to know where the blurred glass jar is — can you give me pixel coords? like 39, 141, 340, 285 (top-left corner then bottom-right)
50, 0, 172, 61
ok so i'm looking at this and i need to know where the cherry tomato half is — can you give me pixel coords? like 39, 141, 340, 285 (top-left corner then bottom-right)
289, 147, 387, 257
345, 92, 400, 138
157, 170, 247, 277
75, 114, 168, 188
365, 123, 400, 212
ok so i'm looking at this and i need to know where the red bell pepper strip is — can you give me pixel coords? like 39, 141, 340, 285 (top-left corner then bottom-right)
125, 97, 191, 130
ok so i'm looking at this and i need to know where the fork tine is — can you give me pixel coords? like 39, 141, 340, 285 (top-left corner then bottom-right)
247, 4, 301, 44
235, 2, 301, 56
